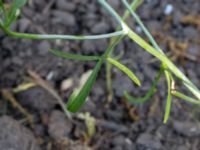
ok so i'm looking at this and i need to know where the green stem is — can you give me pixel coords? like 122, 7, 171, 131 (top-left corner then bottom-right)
0, 0, 5, 14
98, 0, 128, 34
172, 91, 200, 105
106, 61, 113, 101
123, 0, 175, 116
107, 57, 141, 86
104, 0, 143, 101
100, 0, 200, 100
163, 71, 172, 123
0, 25, 124, 40
127, 29, 200, 100
122, 0, 173, 89
122, 0, 162, 53
124, 66, 164, 104
123, 0, 144, 21
104, 35, 124, 57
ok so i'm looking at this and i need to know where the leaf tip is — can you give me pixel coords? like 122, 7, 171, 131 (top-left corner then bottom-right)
136, 80, 141, 87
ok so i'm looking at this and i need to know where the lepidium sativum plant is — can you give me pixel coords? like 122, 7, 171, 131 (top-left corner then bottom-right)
0, 0, 200, 123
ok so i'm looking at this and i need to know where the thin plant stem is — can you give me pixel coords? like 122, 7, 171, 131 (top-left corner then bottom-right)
122, 0, 174, 114
163, 71, 173, 123
104, 0, 143, 102
124, 65, 164, 104
1, 0, 200, 117
107, 57, 141, 86
0, 25, 124, 40
106, 61, 113, 102
122, 0, 200, 122
172, 90, 200, 105
122, 0, 162, 53
99, 0, 200, 100
104, 35, 124, 57
122, 0, 144, 21
97, 0, 129, 34
127, 30, 200, 100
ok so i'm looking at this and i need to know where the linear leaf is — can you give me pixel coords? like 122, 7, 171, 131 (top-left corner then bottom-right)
0, 0, 3, 10
124, 66, 164, 104
123, 0, 143, 20
122, 0, 161, 52
99, 0, 200, 101
49, 49, 100, 61
163, 72, 173, 124
6, 0, 28, 26
127, 29, 200, 100
172, 91, 200, 105
67, 70, 92, 107
12, 0, 28, 10
107, 57, 141, 86
67, 59, 103, 112
0, 0, 5, 24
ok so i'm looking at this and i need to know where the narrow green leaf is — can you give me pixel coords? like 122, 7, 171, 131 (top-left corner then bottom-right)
0, 0, 3, 10
104, 0, 143, 102
0, 0, 4, 11
67, 89, 79, 108
123, 0, 143, 20
6, 0, 28, 26
172, 90, 200, 105
124, 66, 164, 104
0, 0, 5, 24
107, 57, 141, 86
122, 0, 161, 52
127, 29, 200, 100
163, 72, 172, 124
12, 0, 28, 10
49, 49, 100, 61
67, 59, 103, 112
99, 0, 200, 100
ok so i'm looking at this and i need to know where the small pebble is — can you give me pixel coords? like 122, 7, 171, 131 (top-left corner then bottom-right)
16, 87, 57, 112
136, 133, 163, 149
48, 111, 72, 142
164, 4, 173, 15
46, 71, 54, 80
135, 26, 142, 33
173, 120, 200, 137
56, 0, 76, 12
91, 21, 110, 34
52, 11, 76, 26
61, 78, 74, 91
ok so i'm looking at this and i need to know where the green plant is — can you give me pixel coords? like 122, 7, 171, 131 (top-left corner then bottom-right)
1, 0, 200, 123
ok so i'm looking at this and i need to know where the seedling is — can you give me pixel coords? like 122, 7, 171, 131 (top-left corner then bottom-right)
1, 0, 200, 123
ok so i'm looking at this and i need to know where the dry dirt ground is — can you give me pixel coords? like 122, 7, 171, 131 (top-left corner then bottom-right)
0, 0, 200, 150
